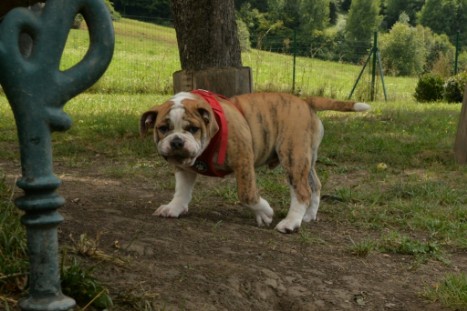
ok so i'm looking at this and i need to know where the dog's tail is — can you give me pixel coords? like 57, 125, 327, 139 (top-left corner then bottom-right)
303, 96, 370, 112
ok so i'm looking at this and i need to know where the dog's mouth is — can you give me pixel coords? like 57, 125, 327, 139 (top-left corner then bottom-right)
158, 139, 201, 167
164, 154, 197, 166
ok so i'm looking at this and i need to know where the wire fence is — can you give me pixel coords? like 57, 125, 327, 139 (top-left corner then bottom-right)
62, 15, 465, 102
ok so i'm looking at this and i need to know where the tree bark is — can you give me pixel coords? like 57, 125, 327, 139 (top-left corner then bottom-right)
170, 0, 251, 96
170, 0, 242, 70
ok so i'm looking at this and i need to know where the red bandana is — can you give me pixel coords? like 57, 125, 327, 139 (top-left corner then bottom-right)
190, 90, 230, 177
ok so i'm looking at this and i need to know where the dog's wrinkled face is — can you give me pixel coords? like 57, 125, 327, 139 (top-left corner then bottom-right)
140, 92, 219, 167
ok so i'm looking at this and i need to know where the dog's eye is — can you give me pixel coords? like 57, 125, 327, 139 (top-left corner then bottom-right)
157, 125, 170, 134
186, 126, 199, 134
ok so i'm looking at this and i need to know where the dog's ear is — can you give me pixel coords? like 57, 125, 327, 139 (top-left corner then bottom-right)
197, 107, 219, 138
140, 109, 158, 138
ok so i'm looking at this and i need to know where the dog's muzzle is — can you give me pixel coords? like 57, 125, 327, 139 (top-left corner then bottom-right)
159, 136, 199, 166
170, 136, 184, 150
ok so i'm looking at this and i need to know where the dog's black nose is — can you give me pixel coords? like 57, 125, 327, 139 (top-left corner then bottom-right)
170, 137, 184, 149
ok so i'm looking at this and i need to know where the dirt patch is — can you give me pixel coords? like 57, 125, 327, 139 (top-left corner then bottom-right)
1, 158, 465, 311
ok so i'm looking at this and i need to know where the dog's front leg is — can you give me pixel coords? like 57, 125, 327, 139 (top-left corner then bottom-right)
153, 169, 197, 218
233, 164, 274, 227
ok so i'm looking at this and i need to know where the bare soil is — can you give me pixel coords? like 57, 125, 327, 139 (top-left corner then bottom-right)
1, 158, 465, 311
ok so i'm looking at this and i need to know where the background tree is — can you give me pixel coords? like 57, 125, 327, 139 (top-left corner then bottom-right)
340, 0, 352, 12
238, 0, 331, 55
418, 26, 456, 75
329, 0, 339, 25
299, 0, 330, 33
113, 0, 171, 21
380, 20, 427, 75
418, 0, 457, 35
235, 0, 268, 11
345, 0, 382, 62
382, 0, 425, 29
418, 0, 467, 47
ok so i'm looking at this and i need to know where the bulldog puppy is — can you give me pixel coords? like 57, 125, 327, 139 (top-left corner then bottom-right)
140, 90, 370, 233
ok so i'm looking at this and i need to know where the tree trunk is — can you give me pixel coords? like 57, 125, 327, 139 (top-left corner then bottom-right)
171, 0, 241, 70
170, 0, 252, 97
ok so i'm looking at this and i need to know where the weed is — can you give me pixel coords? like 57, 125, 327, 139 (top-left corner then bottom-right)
68, 233, 127, 266
60, 254, 113, 309
349, 237, 376, 257
378, 231, 445, 263
297, 228, 325, 246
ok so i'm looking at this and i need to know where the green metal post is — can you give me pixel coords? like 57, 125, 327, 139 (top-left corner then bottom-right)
348, 52, 371, 100
454, 30, 460, 75
0, 0, 114, 310
292, 30, 297, 94
371, 32, 378, 101
349, 32, 387, 102
377, 51, 388, 101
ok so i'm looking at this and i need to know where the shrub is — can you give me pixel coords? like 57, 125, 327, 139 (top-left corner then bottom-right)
380, 22, 427, 76
444, 72, 467, 103
414, 73, 444, 102
421, 28, 455, 74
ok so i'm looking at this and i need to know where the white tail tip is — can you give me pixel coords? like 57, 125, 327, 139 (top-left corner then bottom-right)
353, 102, 371, 112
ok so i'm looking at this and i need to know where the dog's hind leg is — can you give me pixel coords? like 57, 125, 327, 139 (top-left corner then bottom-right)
275, 185, 310, 233
274, 150, 312, 233
303, 166, 321, 222
304, 120, 323, 222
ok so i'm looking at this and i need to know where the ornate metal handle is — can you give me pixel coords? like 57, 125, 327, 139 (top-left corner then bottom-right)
0, 0, 114, 309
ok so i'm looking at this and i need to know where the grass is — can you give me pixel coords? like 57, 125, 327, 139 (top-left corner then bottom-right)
0, 17, 466, 310
56, 18, 418, 100
317, 102, 466, 251
0, 175, 28, 307
424, 273, 467, 309
60, 255, 113, 309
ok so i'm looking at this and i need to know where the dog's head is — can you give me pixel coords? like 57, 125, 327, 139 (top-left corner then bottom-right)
140, 92, 219, 167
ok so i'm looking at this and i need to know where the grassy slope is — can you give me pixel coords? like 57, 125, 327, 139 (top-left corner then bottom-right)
60, 18, 416, 100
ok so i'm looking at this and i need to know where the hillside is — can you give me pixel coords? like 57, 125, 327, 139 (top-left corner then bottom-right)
62, 18, 417, 101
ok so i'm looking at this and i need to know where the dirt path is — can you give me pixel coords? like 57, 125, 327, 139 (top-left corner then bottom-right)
1, 159, 465, 310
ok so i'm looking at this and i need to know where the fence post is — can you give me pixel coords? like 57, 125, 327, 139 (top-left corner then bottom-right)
349, 32, 387, 101
454, 30, 460, 75
370, 32, 378, 101
292, 29, 297, 94
0, 0, 114, 309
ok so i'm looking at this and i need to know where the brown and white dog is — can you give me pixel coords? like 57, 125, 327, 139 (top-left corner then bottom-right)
140, 90, 370, 233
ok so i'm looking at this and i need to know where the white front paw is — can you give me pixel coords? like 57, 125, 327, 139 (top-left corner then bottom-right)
153, 203, 188, 218
275, 218, 301, 234
250, 198, 274, 227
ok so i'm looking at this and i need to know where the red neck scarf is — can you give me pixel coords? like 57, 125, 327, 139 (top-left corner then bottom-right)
190, 90, 230, 177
